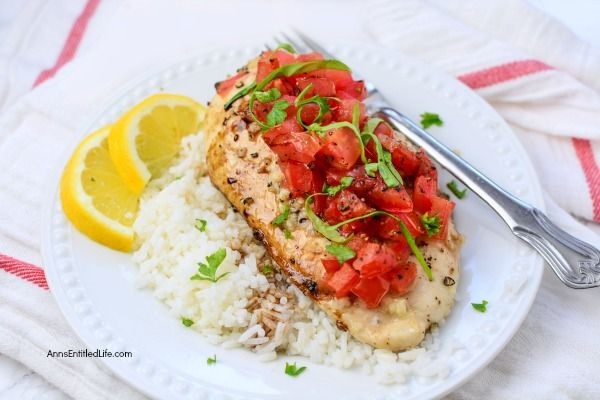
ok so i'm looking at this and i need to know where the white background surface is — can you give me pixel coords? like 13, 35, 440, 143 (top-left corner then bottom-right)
0, 1, 598, 399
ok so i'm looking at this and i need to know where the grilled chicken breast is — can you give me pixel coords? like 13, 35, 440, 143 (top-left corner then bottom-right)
205, 59, 462, 351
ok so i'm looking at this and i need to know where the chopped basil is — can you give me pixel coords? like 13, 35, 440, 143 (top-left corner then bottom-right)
284, 229, 293, 239
420, 213, 441, 236
207, 355, 217, 365
447, 180, 466, 199
351, 102, 361, 131
266, 100, 289, 127
326, 244, 356, 264
304, 194, 350, 243
190, 248, 229, 282
275, 43, 296, 53
323, 176, 354, 196
471, 300, 488, 313
224, 82, 256, 110
364, 162, 378, 176
420, 112, 444, 129
194, 218, 207, 232
255, 88, 281, 103
361, 118, 403, 187
284, 362, 307, 377
398, 220, 433, 281
271, 203, 290, 226
181, 317, 194, 327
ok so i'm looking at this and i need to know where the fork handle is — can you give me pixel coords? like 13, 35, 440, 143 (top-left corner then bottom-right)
376, 107, 600, 289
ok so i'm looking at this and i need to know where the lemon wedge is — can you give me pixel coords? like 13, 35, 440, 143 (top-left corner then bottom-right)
61, 126, 139, 252
108, 94, 206, 194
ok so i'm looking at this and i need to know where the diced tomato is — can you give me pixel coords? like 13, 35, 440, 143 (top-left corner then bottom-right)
417, 149, 438, 180
270, 49, 295, 66
269, 78, 295, 96
256, 57, 278, 82
391, 144, 420, 176
367, 180, 413, 214
377, 215, 401, 240
322, 258, 341, 274
351, 276, 390, 308
215, 70, 248, 96
353, 242, 398, 278
263, 118, 304, 145
297, 52, 324, 62
326, 263, 360, 298
338, 80, 367, 101
323, 190, 370, 223
346, 235, 369, 253
413, 175, 437, 213
374, 121, 393, 138
317, 127, 361, 171
374, 128, 420, 177
386, 238, 411, 265
252, 101, 271, 123
281, 161, 314, 197
387, 262, 417, 295
429, 196, 455, 240
332, 99, 366, 125
308, 69, 353, 89
396, 212, 426, 237
298, 103, 330, 126
269, 131, 321, 163
296, 77, 336, 97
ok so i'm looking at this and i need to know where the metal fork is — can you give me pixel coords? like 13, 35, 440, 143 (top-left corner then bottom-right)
270, 31, 600, 289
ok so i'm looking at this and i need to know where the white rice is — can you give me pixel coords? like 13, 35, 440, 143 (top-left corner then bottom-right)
132, 132, 456, 385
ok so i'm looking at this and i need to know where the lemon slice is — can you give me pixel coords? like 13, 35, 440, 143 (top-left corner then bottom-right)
108, 94, 206, 194
61, 126, 138, 252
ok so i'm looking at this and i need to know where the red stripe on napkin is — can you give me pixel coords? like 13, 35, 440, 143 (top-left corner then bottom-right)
2, 0, 101, 290
459, 61, 600, 222
0, 254, 49, 290
32, 0, 101, 87
572, 139, 600, 221
458, 60, 552, 89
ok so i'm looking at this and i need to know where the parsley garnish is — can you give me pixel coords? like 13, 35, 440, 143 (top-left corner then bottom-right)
323, 176, 354, 196
284, 229, 293, 239
326, 244, 356, 264
275, 43, 296, 53
271, 203, 290, 226
181, 317, 194, 327
207, 355, 217, 365
266, 100, 289, 128
284, 362, 306, 377
190, 248, 229, 282
361, 118, 403, 187
471, 300, 488, 313
447, 180, 466, 199
261, 264, 274, 275
420, 112, 444, 129
420, 213, 441, 237
194, 218, 207, 232
255, 88, 281, 103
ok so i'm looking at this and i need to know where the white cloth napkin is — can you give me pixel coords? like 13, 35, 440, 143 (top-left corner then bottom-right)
1, 0, 599, 399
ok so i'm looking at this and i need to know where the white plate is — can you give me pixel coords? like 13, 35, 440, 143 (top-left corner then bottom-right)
42, 44, 544, 400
